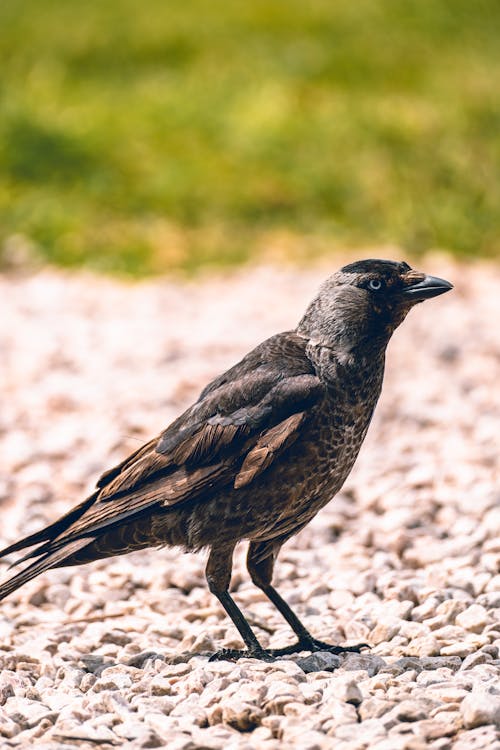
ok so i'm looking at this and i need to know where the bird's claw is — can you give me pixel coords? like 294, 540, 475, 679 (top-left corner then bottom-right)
208, 647, 276, 662
209, 639, 370, 661
268, 638, 370, 657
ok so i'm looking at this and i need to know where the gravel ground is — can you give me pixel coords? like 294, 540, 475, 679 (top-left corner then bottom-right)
0, 260, 499, 750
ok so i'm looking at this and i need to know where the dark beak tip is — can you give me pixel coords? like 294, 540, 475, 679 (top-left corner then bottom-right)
402, 274, 453, 301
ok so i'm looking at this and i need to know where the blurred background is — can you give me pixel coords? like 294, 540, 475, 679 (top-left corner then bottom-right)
1, 0, 499, 276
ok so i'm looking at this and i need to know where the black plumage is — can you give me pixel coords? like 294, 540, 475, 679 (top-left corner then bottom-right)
0, 259, 452, 660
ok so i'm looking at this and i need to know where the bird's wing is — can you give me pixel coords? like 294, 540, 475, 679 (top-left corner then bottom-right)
1, 333, 324, 557
95, 332, 323, 503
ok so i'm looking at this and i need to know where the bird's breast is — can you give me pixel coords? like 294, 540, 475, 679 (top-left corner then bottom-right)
240, 379, 382, 543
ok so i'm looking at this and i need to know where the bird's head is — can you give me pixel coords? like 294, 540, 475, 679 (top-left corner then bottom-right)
297, 259, 453, 355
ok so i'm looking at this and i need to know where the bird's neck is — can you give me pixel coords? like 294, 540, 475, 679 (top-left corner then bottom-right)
305, 338, 387, 402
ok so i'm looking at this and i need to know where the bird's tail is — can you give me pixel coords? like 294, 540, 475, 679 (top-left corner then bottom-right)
0, 493, 98, 561
0, 492, 99, 601
0, 537, 92, 602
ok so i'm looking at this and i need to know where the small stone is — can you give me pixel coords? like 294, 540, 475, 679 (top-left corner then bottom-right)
0, 715, 21, 739
405, 635, 440, 657
158, 735, 193, 750
264, 680, 301, 714
321, 698, 358, 730
417, 714, 462, 740
387, 657, 423, 674
460, 688, 500, 729
381, 700, 429, 726
477, 591, 500, 608
283, 701, 312, 717
114, 719, 152, 741
78, 654, 111, 675
180, 632, 215, 654
0, 683, 15, 706
329, 719, 382, 742
142, 712, 180, 739
323, 677, 362, 705
370, 619, 401, 644
269, 658, 307, 680
452, 725, 500, 750
358, 698, 397, 720
161, 662, 192, 678
456, 604, 491, 634
343, 619, 372, 641
281, 727, 329, 749
149, 675, 173, 697
296, 652, 341, 673
435, 599, 468, 621
221, 700, 264, 731
440, 638, 488, 657
460, 651, 493, 670
169, 698, 206, 727
232, 682, 267, 705
328, 590, 355, 610
51, 720, 118, 744
4, 697, 58, 730
261, 714, 283, 735
339, 653, 385, 676
93, 671, 133, 692
127, 651, 165, 668
426, 686, 469, 703
79, 673, 97, 692
412, 597, 443, 622
248, 726, 274, 742
419, 656, 462, 671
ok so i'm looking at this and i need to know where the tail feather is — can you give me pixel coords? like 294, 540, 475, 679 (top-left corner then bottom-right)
0, 493, 98, 560
7, 543, 53, 570
0, 538, 93, 602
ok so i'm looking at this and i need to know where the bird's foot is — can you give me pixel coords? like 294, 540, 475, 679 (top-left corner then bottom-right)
268, 638, 370, 658
208, 647, 276, 663
209, 639, 370, 662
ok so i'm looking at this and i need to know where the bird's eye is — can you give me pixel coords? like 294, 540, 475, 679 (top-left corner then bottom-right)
368, 279, 383, 291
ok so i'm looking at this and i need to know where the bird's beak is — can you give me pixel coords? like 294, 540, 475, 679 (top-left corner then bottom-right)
401, 274, 453, 301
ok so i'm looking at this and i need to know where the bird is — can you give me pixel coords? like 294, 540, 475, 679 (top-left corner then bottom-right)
0, 259, 452, 661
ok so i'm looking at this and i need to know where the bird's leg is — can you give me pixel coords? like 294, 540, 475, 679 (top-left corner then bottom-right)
247, 541, 369, 657
205, 545, 274, 662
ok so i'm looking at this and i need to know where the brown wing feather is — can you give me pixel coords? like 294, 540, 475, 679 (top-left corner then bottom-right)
97, 422, 248, 501
96, 438, 158, 489
172, 421, 247, 465
234, 411, 306, 489
97, 448, 172, 501
50, 461, 234, 544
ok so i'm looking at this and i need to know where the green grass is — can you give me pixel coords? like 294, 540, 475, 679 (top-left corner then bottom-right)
1, 0, 499, 275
